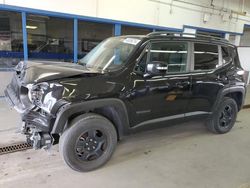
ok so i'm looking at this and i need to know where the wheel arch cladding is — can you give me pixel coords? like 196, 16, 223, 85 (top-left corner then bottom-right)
220, 86, 245, 111
92, 106, 126, 140
212, 86, 245, 112
51, 98, 130, 139
224, 91, 243, 111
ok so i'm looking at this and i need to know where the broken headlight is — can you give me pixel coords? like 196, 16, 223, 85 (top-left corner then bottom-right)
28, 82, 63, 113
28, 82, 48, 106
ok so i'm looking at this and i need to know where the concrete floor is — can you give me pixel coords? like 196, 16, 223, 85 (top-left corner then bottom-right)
1, 99, 250, 188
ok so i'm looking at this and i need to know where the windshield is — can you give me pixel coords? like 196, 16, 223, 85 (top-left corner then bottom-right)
78, 37, 141, 71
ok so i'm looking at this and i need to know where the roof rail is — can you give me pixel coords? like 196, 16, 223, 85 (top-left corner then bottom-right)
147, 31, 228, 43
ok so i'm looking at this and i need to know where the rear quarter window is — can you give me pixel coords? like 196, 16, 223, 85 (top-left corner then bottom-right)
228, 46, 240, 67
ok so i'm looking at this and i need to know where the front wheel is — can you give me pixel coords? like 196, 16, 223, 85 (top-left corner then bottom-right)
206, 97, 238, 134
59, 113, 117, 172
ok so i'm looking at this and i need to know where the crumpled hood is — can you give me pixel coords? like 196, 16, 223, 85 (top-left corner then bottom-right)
17, 61, 102, 84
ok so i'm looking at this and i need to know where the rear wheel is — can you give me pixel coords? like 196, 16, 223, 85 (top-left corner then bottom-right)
59, 113, 117, 172
206, 97, 238, 134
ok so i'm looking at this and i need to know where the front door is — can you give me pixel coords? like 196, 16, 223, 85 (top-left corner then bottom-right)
129, 40, 192, 126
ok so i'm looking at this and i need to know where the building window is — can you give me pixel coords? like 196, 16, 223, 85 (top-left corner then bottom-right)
0, 11, 23, 69
122, 26, 151, 35
27, 14, 73, 61
78, 21, 113, 58
194, 43, 219, 71
240, 28, 250, 46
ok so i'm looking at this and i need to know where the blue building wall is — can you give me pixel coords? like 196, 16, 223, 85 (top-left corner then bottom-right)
0, 4, 245, 64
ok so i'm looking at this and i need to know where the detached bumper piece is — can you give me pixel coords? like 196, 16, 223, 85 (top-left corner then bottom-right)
4, 84, 22, 109
4, 75, 31, 113
22, 111, 55, 149
23, 111, 53, 132
29, 132, 53, 150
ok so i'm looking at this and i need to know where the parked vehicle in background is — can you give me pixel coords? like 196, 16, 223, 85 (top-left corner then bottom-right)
4, 32, 246, 172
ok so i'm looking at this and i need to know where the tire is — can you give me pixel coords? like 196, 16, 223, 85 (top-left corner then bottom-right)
59, 113, 117, 172
206, 97, 238, 134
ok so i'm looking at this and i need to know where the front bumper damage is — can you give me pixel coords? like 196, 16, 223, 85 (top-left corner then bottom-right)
4, 75, 56, 150
21, 110, 55, 149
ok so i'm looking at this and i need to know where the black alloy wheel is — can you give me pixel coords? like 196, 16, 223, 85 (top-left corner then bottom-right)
75, 129, 107, 161
206, 97, 238, 134
218, 105, 233, 130
59, 113, 117, 172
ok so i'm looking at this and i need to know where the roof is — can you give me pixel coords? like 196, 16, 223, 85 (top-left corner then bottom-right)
145, 31, 232, 46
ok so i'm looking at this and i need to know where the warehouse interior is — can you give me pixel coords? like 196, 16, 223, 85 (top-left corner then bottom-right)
0, 0, 250, 188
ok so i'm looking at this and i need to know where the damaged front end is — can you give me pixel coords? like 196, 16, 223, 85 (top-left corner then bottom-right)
20, 109, 55, 150
4, 61, 67, 150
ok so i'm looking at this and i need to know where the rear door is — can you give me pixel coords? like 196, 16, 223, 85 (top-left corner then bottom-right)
187, 42, 229, 114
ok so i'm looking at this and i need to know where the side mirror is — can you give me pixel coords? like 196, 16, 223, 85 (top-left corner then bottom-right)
146, 61, 168, 76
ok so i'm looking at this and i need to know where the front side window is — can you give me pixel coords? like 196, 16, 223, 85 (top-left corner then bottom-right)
194, 43, 219, 71
149, 42, 188, 73
134, 48, 148, 74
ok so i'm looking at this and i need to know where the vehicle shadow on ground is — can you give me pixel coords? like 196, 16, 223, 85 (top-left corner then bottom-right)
106, 120, 213, 167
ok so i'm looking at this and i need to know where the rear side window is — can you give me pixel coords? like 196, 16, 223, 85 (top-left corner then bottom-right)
194, 43, 219, 71
221, 46, 230, 64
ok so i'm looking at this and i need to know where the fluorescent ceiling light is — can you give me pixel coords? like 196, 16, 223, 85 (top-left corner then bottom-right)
26, 25, 37, 29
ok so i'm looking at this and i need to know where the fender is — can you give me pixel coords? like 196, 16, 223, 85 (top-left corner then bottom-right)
51, 98, 130, 137
212, 85, 246, 112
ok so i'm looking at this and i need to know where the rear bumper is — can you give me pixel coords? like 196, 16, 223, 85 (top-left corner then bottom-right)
240, 85, 247, 110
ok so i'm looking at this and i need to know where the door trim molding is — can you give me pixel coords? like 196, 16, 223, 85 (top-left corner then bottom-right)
133, 111, 211, 129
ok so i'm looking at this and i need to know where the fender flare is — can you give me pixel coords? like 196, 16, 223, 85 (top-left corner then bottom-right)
212, 86, 246, 112
51, 98, 130, 137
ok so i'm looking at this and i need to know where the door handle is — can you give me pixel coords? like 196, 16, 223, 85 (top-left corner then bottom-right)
176, 81, 190, 89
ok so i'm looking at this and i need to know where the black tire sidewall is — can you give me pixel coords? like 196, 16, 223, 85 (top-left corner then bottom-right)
60, 114, 117, 172
213, 98, 238, 134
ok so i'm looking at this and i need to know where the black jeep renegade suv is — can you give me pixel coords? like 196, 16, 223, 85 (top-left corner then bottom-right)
5, 32, 246, 172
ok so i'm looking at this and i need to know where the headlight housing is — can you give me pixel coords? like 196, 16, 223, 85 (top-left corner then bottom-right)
28, 82, 63, 113
28, 82, 49, 106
